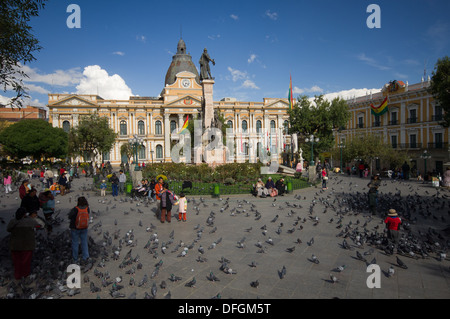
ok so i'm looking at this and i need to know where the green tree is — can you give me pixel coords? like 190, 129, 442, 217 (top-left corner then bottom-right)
288, 95, 351, 162
120, 143, 133, 164
68, 113, 117, 162
0, 0, 48, 108
429, 56, 450, 127
0, 119, 67, 162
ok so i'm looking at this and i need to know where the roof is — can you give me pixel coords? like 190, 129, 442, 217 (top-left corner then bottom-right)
164, 39, 200, 86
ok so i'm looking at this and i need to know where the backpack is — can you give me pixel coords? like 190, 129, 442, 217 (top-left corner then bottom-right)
75, 206, 89, 229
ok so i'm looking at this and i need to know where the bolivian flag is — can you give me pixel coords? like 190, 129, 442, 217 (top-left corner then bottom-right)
288, 75, 294, 111
371, 97, 388, 116
179, 115, 189, 134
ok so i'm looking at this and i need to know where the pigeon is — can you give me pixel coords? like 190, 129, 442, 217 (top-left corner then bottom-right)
307, 237, 314, 246
278, 266, 287, 279
286, 246, 295, 253
310, 254, 320, 264
169, 274, 182, 282
388, 266, 395, 277
207, 272, 220, 282
356, 251, 366, 262
330, 273, 338, 283
138, 274, 148, 287
185, 277, 196, 287
250, 280, 259, 288
335, 265, 346, 272
396, 256, 408, 269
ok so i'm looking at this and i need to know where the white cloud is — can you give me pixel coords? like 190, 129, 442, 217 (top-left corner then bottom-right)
291, 85, 323, 96
242, 80, 260, 90
248, 54, 257, 64
227, 67, 248, 82
136, 35, 146, 43
230, 14, 239, 20
207, 34, 221, 40
24, 83, 50, 94
113, 51, 125, 56
76, 65, 133, 100
319, 88, 382, 102
19, 65, 83, 87
357, 53, 390, 71
265, 10, 278, 21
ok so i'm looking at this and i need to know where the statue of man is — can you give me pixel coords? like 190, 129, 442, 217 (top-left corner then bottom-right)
199, 48, 215, 81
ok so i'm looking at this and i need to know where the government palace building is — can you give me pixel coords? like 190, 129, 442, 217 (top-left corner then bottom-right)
47, 38, 448, 175
47, 38, 292, 166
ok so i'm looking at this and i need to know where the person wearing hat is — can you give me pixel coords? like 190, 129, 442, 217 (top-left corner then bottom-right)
265, 176, 277, 197
384, 209, 402, 251
7, 207, 45, 280
276, 177, 286, 196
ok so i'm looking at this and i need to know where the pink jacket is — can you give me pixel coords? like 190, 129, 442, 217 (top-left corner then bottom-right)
3, 176, 12, 185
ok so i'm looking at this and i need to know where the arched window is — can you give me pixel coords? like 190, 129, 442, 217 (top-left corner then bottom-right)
256, 120, 262, 133
227, 120, 233, 129
270, 120, 276, 130
137, 120, 145, 135
120, 120, 127, 136
243, 142, 249, 155
138, 145, 145, 160
283, 120, 289, 134
156, 144, 163, 159
256, 142, 262, 157
170, 120, 177, 133
155, 120, 162, 135
62, 120, 70, 133
242, 120, 248, 133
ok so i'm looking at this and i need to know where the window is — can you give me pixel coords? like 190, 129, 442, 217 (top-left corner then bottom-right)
435, 132, 443, 148
242, 120, 248, 133
138, 145, 145, 160
283, 120, 289, 134
390, 112, 398, 125
137, 120, 145, 135
373, 115, 380, 127
270, 120, 276, 132
243, 142, 249, 155
155, 120, 162, 135
391, 135, 397, 149
434, 105, 443, 121
120, 120, 127, 136
358, 117, 364, 128
409, 134, 417, 148
156, 144, 163, 159
103, 151, 110, 161
256, 120, 262, 133
257, 142, 262, 157
62, 120, 70, 133
227, 120, 233, 129
409, 109, 417, 123
170, 120, 177, 133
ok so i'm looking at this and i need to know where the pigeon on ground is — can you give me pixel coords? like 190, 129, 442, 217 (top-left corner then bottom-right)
185, 277, 196, 287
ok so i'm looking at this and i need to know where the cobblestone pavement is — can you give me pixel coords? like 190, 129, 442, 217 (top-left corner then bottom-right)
0, 172, 449, 299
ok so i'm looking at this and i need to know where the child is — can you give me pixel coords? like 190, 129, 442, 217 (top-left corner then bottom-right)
100, 180, 107, 197
178, 193, 187, 222
3, 172, 12, 194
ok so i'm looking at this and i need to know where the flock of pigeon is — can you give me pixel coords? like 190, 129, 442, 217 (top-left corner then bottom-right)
0, 173, 449, 299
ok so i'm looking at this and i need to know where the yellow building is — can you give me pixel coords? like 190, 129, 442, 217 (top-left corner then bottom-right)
336, 78, 448, 176
47, 38, 291, 166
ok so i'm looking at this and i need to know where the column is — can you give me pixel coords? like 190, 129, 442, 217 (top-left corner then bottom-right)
164, 113, 170, 161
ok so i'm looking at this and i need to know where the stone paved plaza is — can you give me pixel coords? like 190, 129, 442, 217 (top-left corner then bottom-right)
0, 172, 449, 299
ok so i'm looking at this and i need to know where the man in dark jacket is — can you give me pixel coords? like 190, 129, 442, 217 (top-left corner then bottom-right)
21, 188, 40, 215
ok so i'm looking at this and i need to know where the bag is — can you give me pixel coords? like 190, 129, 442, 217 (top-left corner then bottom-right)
173, 194, 179, 206
75, 206, 89, 229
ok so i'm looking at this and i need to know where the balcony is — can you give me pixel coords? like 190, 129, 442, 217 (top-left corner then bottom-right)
432, 115, 443, 121
388, 120, 398, 125
357, 123, 364, 129
372, 121, 381, 127
395, 143, 422, 149
407, 117, 418, 124
428, 142, 448, 149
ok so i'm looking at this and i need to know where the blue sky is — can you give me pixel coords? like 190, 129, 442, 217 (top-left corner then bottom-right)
2, 0, 449, 107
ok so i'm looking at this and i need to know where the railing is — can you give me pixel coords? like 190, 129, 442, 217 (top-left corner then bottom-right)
407, 117, 418, 124
388, 120, 398, 125
428, 142, 448, 149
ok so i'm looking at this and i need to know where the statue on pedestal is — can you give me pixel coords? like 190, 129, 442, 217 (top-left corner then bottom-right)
199, 48, 215, 81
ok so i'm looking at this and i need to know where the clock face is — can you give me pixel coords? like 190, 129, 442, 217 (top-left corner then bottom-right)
181, 79, 191, 88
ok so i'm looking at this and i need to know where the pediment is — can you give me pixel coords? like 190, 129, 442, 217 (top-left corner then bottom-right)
265, 99, 289, 108
166, 95, 202, 107
52, 95, 97, 107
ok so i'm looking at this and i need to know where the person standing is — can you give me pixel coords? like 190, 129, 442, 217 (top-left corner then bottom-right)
100, 180, 107, 197
178, 193, 187, 222
68, 196, 90, 264
109, 173, 119, 197
3, 171, 12, 194
21, 187, 40, 215
321, 167, 328, 190
118, 170, 126, 194
7, 207, 45, 280
58, 172, 68, 196
44, 168, 54, 188
160, 182, 175, 223
384, 209, 402, 252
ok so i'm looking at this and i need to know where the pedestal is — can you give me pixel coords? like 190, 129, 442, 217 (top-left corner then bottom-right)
201, 79, 215, 129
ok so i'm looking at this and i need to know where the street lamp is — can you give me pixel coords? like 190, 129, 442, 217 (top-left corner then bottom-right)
420, 150, 431, 182
305, 134, 319, 166
338, 142, 345, 173
129, 134, 144, 171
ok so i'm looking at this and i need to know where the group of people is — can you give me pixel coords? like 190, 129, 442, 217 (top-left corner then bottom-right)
254, 176, 286, 198
154, 177, 187, 223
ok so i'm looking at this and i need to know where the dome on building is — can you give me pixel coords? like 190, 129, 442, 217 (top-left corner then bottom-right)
164, 38, 200, 86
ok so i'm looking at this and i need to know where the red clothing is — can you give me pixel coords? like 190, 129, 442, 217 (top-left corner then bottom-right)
384, 216, 402, 230
155, 183, 164, 200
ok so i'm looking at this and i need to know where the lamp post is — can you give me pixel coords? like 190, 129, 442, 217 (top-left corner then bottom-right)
338, 142, 345, 173
129, 134, 144, 171
420, 150, 431, 182
305, 134, 319, 166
